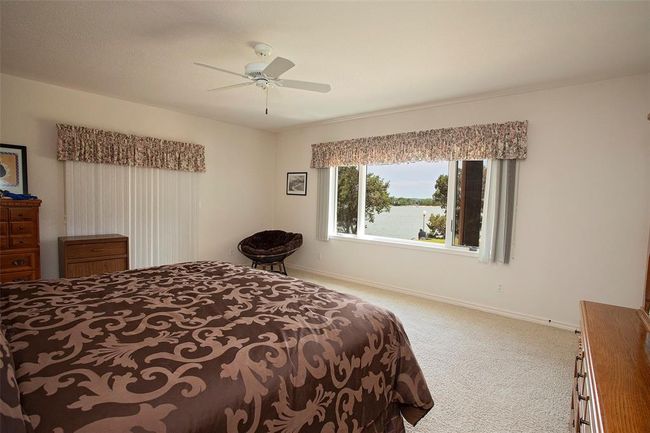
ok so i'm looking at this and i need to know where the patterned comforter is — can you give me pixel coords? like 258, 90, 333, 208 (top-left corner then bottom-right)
0, 261, 433, 433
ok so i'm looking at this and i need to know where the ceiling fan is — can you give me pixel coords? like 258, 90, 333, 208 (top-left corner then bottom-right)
194, 43, 331, 114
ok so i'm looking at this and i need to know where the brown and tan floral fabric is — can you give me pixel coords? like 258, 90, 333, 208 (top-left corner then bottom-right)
310, 120, 528, 168
0, 326, 34, 433
0, 261, 433, 433
57, 124, 206, 172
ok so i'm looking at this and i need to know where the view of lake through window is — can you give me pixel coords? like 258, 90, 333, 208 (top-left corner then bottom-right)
336, 160, 487, 249
364, 161, 448, 243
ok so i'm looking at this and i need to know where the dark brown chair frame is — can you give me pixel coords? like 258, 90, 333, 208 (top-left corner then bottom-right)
237, 237, 301, 276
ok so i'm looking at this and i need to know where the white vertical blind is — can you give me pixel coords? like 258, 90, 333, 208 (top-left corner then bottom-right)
64, 161, 198, 269
316, 168, 332, 241
479, 159, 517, 264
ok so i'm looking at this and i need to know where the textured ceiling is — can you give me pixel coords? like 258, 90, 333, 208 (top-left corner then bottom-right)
1, 1, 649, 131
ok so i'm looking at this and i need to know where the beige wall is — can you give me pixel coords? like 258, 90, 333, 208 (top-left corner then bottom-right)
2, 72, 648, 327
0, 74, 277, 278
274, 74, 650, 327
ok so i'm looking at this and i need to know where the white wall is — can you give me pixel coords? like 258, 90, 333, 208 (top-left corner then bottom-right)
274, 74, 650, 327
2, 73, 648, 327
0, 74, 277, 278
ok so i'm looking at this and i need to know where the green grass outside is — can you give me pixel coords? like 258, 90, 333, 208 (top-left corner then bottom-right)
420, 238, 445, 244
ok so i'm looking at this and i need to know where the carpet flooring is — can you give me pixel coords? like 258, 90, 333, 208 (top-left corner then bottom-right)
290, 270, 576, 433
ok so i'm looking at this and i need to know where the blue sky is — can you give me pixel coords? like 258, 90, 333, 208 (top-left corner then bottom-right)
368, 161, 448, 198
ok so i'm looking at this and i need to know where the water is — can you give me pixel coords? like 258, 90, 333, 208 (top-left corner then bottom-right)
365, 205, 444, 240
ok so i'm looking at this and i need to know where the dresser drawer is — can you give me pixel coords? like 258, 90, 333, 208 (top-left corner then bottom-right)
9, 235, 37, 249
0, 270, 36, 283
10, 221, 34, 236
66, 258, 128, 278
1, 199, 41, 279
0, 223, 7, 250
8, 207, 37, 221
1, 252, 36, 272
66, 241, 128, 259
59, 235, 129, 278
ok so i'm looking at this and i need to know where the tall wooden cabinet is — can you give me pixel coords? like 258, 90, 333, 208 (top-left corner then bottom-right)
0, 198, 42, 283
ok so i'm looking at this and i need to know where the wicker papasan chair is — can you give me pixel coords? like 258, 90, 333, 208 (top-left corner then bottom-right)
237, 230, 303, 275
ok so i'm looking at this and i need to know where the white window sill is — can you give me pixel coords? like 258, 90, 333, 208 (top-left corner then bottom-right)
328, 234, 479, 257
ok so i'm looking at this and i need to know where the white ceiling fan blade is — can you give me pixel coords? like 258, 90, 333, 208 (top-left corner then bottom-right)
194, 62, 250, 79
277, 79, 331, 93
263, 57, 295, 78
207, 82, 254, 92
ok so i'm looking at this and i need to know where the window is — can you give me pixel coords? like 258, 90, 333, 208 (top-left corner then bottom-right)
334, 160, 488, 252
451, 160, 487, 248
364, 162, 447, 243
335, 166, 360, 235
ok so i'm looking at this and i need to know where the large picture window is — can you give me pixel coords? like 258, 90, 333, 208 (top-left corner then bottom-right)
334, 160, 488, 252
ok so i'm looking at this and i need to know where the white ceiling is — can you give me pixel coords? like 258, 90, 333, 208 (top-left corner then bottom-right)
1, 1, 649, 131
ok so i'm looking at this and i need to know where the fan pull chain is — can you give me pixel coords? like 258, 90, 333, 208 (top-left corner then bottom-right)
265, 87, 269, 115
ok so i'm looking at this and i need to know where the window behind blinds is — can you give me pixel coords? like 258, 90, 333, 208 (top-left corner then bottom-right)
64, 161, 199, 269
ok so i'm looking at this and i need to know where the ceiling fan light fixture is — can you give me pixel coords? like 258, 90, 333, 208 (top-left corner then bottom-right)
194, 44, 331, 98
245, 62, 268, 78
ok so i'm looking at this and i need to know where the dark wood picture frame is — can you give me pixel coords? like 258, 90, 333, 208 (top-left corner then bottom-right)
286, 172, 308, 196
0, 143, 28, 194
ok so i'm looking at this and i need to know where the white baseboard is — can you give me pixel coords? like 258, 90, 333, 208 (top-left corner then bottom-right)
288, 263, 579, 331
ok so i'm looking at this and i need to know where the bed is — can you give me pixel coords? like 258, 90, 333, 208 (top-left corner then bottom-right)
0, 261, 433, 433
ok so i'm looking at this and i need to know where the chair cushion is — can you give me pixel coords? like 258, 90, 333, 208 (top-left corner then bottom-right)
240, 230, 303, 257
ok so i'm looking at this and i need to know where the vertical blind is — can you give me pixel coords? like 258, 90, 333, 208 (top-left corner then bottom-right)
316, 168, 332, 241
64, 161, 199, 269
479, 159, 517, 264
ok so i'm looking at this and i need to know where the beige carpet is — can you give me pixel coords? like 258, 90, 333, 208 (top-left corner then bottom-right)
290, 270, 576, 433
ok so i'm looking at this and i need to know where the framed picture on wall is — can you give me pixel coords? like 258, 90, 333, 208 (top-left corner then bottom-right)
286, 172, 307, 196
0, 144, 28, 194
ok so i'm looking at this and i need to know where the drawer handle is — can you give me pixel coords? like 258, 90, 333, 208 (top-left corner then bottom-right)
12, 259, 26, 266
577, 372, 586, 379
574, 330, 581, 335
579, 418, 590, 426
577, 394, 589, 402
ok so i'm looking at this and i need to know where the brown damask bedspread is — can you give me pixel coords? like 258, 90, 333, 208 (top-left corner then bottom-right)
0, 261, 433, 433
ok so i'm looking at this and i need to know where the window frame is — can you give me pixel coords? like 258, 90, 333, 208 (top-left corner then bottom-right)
330, 161, 489, 255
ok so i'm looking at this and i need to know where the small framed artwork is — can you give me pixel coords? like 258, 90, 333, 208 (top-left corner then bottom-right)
0, 144, 28, 194
286, 172, 307, 196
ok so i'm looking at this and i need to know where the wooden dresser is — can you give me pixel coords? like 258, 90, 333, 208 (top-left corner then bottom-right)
58, 234, 129, 278
0, 198, 41, 283
572, 301, 650, 433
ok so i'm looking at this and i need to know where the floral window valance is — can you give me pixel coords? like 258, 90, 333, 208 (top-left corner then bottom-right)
310, 120, 527, 168
57, 124, 206, 172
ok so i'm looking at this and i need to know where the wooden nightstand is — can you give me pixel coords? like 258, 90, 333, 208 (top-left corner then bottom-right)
58, 234, 129, 278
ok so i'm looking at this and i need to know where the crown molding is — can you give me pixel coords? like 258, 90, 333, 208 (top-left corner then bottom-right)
276, 72, 649, 133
